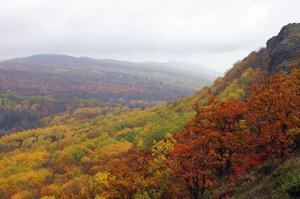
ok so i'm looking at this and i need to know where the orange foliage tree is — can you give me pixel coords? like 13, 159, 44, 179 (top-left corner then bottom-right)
170, 70, 300, 198
171, 98, 247, 198
107, 148, 151, 198
236, 71, 300, 174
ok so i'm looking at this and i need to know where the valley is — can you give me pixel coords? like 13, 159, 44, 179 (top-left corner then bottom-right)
0, 23, 299, 199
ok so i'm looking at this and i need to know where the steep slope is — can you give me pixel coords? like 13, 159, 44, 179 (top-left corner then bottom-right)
231, 153, 300, 199
0, 23, 299, 198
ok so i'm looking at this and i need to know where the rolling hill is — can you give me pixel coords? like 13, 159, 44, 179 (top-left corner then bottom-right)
0, 55, 215, 134
0, 54, 215, 104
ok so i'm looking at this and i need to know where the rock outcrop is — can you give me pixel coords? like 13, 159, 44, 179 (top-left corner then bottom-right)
267, 23, 300, 72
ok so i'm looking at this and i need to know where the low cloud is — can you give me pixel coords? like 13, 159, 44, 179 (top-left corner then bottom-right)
1, 0, 300, 72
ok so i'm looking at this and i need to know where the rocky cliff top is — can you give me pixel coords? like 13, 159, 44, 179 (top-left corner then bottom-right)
267, 23, 300, 72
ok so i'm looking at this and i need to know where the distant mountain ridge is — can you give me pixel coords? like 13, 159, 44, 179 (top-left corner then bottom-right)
0, 54, 217, 105
1, 54, 215, 90
3, 54, 218, 76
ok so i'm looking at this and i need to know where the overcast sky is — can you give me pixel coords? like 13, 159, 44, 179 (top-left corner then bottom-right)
0, 0, 300, 73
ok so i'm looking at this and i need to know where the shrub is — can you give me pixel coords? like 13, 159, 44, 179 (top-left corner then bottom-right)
282, 170, 300, 198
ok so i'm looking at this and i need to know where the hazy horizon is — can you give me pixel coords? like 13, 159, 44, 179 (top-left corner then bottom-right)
0, 53, 222, 75
1, 0, 300, 73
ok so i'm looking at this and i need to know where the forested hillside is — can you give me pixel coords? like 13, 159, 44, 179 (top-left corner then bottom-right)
0, 23, 299, 199
0, 54, 213, 103
0, 55, 215, 135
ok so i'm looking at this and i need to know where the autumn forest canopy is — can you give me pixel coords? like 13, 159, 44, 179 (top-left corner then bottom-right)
0, 21, 300, 199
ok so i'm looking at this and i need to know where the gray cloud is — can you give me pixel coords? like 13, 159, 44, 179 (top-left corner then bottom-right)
0, 0, 300, 72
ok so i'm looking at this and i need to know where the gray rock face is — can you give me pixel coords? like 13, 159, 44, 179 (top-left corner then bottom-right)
266, 23, 300, 72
